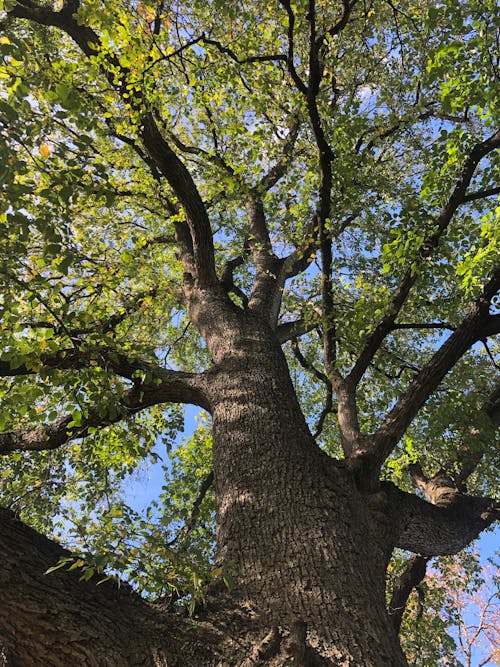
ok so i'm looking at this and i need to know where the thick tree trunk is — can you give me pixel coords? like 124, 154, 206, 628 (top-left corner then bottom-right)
0, 321, 408, 666
203, 328, 407, 666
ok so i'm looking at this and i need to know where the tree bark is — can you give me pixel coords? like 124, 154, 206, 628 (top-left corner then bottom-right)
0, 507, 171, 666
2, 307, 498, 664
0, 321, 410, 666
199, 322, 408, 665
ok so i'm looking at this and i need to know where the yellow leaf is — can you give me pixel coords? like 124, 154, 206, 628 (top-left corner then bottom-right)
40, 144, 50, 158
0, 36, 11, 45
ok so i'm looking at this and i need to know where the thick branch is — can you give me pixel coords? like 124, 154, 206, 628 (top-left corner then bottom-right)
0, 507, 194, 664
315, 0, 356, 49
220, 255, 248, 307
348, 129, 500, 387
375, 269, 500, 462
407, 463, 460, 507
388, 555, 428, 634
283, 215, 318, 279
246, 193, 273, 258
245, 193, 287, 324
10, 1, 217, 287
276, 318, 318, 344
140, 114, 217, 286
0, 347, 205, 395
384, 482, 499, 557
0, 372, 209, 455
407, 381, 500, 496
371, 269, 500, 467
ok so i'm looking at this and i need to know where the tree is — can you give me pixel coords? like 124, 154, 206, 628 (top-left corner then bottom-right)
390, 550, 499, 666
0, 0, 499, 663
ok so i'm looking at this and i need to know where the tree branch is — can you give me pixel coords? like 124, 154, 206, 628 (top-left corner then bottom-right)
405, 381, 500, 497
258, 118, 301, 192
18, 287, 159, 339
0, 369, 209, 455
279, 0, 308, 94
0, 506, 196, 663
200, 35, 287, 65
220, 255, 248, 307
276, 317, 318, 344
384, 481, 499, 557
369, 268, 500, 470
388, 555, 428, 634
0, 346, 204, 392
0, 345, 210, 457
347, 129, 500, 387
140, 114, 217, 286
10, 1, 218, 288
462, 185, 500, 203
245, 193, 287, 325
168, 470, 214, 546
390, 321, 455, 332
315, 0, 356, 50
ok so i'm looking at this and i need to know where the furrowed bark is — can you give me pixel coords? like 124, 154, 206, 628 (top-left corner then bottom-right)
4, 4, 499, 665
0, 507, 213, 666
384, 482, 499, 556
204, 321, 408, 665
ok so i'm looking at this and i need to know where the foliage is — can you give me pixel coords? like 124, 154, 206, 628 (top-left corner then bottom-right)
392, 549, 500, 667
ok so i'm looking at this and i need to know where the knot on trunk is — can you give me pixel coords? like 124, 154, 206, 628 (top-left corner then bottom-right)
408, 463, 462, 507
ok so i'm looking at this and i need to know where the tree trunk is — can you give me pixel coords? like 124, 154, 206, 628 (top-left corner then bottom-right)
203, 328, 407, 665
0, 323, 408, 666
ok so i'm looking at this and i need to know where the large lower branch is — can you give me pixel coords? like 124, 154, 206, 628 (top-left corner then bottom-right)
0, 508, 202, 666
384, 482, 499, 557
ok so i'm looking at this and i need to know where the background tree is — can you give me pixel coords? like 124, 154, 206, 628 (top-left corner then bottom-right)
0, 0, 499, 664
389, 550, 499, 666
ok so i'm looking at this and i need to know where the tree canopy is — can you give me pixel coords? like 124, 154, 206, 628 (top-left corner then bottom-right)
0, 0, 499, 663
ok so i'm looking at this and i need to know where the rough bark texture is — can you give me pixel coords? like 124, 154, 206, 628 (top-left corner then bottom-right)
206, 325, 407, 665
3, 0, 499, 662
1, 299, 498, 665
0, 507, 173, 666
0, 318, 407, 666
